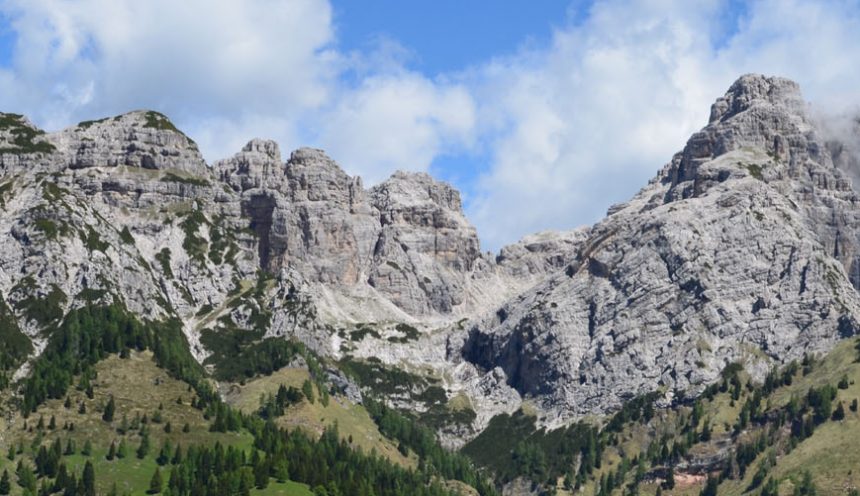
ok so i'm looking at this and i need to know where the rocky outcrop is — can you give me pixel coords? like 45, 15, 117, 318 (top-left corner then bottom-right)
52, 111, 207, 173
367, 171, 482, 314
215, 144, 518, 318
494, 229, 589, 279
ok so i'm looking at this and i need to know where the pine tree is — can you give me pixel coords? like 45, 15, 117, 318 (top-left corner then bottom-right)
148, 468, 163, 494
795, 471, 817, 496
117, 414, 129, 435
171, 445, 183, 465
117, 438, 128, 459
700, 420, 712, 442
302, 379, 315, 404
700, 475, 718, 496
137, 432, 151, 459
103, 395, 116, 422
53, 464, 69, 493
254, 456, 269, 489
17, 463, 36, 494
761, 478, 779, 496
663, 467, 675, 490
106, 441, 117, 461
273, 458, 290, 483
38, 478, 51, 496
833, 401, 846, 421
81, 461, 96, 496
0, 469, 10, 495
156, 441, 171, 466
82, 440, 92, 456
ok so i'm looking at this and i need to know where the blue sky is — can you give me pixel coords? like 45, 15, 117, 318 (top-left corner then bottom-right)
332, 1, 583, 75
0, 0, 858, 251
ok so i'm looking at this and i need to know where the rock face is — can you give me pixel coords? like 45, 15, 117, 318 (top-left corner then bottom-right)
0, 109, 546, 370
2, 74, 860, 439
459, 75, 860, 424
215, 145, 493, 317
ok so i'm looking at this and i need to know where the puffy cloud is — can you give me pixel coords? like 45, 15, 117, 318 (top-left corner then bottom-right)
1, 0, 859, 253
0, 0, 337, 134
466, 0, 860, 250
319, 71, 476, 183
466, 0, 726, 249
0, 0, 473, 172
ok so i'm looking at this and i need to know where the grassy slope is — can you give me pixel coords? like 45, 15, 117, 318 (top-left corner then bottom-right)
719, 338, 860, 496
224, 367, 414, 468
558, 338, 860, 496
0, 352, 312, 496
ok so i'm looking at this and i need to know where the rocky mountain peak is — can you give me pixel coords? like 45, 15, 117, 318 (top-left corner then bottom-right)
216, 138, 284, 191
242, 138, 281, 160
708, 74, 805, 124
51, 109, 207, 174
371, 170, 464, 214
6, 74, 860, 440
663, 73, 828, 199
0, 113, 57, 171
285, 147, 360, 205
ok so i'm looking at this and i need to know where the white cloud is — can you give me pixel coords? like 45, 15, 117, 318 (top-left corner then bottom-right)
465, 0, 726, 250
465, 0, 860, 251
319, 71, 476, 183
0, 0, 476, 175
0, 0, 337, 132
1, 0, 859, 253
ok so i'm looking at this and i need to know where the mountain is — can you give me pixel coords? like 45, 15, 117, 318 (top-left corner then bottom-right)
2, 74, 860, 495
459, 74, 860, 425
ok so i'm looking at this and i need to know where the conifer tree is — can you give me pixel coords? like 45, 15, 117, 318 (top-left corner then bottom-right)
16, 463, 36, 494
302, 379, 315, 404
663, 467, 675, 490
833, 401, 846, 421
0, 469, 10, 496
103, 395, 116, 422
700, 475, 718, 496
148, 467, 163, 494
81, 461, 96, 496
137, 432, 151, 459
117, 438, 128, 459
